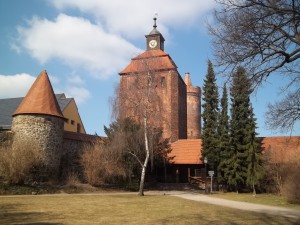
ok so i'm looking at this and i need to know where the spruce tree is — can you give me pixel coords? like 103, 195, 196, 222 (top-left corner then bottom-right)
201, 60, 220, 171
228, 67, 252, 192
217, 84, 230, 186
246, 105, 264, 195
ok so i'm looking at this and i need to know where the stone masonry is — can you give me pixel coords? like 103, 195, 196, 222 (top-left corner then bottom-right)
12, 114, 64, 179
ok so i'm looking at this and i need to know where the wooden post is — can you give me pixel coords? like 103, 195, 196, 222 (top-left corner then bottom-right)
188, 168, 191, 183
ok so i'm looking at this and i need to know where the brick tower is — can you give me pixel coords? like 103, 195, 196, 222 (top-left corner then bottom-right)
119, 17, 187, 142
12, 70, 65, 180
184, 72, 201, 139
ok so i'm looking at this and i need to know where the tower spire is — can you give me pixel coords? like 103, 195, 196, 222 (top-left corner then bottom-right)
153, 14, 157, 29
146, 13, 165, 51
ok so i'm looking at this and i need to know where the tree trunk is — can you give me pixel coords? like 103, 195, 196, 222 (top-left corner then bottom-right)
252, 181, 256, 196
138, 116, 150, 196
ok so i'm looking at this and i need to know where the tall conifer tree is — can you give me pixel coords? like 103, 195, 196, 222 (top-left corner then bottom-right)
246, 105, 264, 195
201, 60, 219, 171
228, 67, 252, 192
217, 84, 230, 185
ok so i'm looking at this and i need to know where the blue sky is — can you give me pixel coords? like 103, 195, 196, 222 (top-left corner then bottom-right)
0, 0, 298, 137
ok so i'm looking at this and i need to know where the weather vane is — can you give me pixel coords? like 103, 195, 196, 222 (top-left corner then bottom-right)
153, 12, 158, 29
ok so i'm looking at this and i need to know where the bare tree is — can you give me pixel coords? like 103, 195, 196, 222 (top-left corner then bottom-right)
118, 58, 168, 196
209, 0, 300, 132
108, 83, 120, 122
266, 89, 300, 133
209, 0, 300, 84
262, 138, 300, 203
125, 66, 154, 196
0, 138, 45, 184
81, 139, 127, 186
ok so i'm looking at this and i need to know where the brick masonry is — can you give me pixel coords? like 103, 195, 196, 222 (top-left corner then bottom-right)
186, 85, 201, 139
119, 70, 187, 142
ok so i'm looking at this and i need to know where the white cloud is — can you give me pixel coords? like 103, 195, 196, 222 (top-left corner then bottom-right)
50, 0, 216, 38
14, 14, 141, 79
0, 73, 90, 105
67, 74, 85, 85
0, 74, 36, 98
12, 1, 215, 81
49, 75, 60, 85
64, 73, 91, 104
65, 86, 91, 104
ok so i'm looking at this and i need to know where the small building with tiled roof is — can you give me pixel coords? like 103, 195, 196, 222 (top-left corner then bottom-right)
166, 136, 300, 183
166, 139, 203, 183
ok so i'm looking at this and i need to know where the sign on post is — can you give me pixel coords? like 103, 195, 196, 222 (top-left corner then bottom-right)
208, 171, 214, 193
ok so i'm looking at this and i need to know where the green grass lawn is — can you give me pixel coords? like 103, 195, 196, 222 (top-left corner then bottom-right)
0, 194, 299, 225
211, 192, 300, 209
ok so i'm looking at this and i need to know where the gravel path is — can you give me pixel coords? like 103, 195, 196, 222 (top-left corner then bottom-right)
158, 191, 300, 219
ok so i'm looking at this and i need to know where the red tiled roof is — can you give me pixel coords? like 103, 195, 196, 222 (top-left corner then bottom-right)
119, 49, 177, 75
260, 136, 300, 163
169, 136, 300, 165
13, 70, 64, 118
169, 139, 202, 164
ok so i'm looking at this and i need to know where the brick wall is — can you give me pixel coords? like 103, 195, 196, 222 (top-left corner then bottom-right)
119, 70, 187, 142
186, 85, 201, 139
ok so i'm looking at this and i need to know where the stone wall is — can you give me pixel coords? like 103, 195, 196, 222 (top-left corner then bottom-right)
61, 131, 101, 180
11, 114, 64, 179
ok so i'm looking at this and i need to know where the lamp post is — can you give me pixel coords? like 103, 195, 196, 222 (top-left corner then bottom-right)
204, 157, 208, 194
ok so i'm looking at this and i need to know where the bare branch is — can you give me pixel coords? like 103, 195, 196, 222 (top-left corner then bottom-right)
128, 152, 144, 167
210, 0, 300, 86
266, 89, 300, 133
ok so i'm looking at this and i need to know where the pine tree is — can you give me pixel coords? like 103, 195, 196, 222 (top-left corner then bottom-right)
246, 105, 264, 195
217, 84, 230, 186
201, 60, 220, 171
228, 67, 252, 192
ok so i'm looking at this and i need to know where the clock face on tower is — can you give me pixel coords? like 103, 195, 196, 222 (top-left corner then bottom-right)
149, 39, 157, 48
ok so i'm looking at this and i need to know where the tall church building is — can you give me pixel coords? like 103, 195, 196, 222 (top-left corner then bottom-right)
119, 18, 200, 142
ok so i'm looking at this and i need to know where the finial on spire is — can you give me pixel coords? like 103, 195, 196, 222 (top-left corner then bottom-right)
153, 12, 158, 29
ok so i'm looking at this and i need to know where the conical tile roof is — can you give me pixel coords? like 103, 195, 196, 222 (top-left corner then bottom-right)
13, 70, 64, 118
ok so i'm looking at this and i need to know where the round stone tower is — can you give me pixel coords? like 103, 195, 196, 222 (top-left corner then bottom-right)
184, 72, 201, 139
11, 70, 65, 180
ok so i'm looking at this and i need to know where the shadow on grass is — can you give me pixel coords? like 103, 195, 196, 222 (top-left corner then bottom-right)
0, 203, 62, 225
162, 212, 300, 225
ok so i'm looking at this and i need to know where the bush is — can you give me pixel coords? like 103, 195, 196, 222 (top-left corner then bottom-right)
81, 141, 127, 186
0, 139, 45, 184
281, 150, 300, 203
263, 147, 300, 203
282, 169, 300, 203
